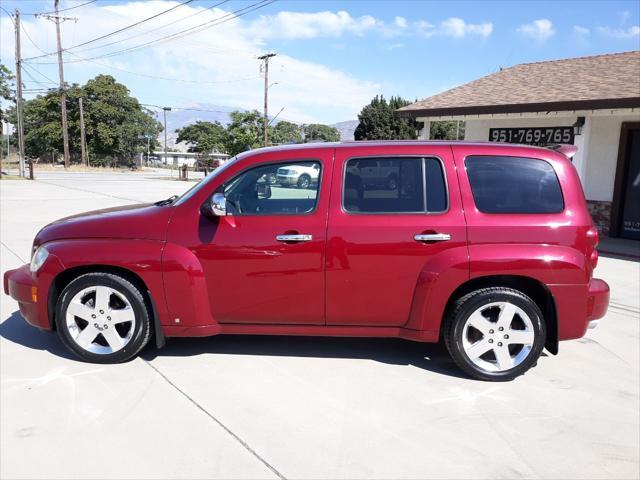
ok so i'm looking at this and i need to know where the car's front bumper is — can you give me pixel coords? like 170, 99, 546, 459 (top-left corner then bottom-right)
4, 264, 44, 329
4, 253, 64, 330
277, 175, 298, 186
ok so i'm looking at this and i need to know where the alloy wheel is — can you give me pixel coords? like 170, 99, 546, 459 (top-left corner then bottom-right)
65, 285, 137, 354
461, 301, 535, 372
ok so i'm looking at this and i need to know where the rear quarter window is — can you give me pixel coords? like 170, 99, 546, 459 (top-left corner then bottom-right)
465, 156, 564, 214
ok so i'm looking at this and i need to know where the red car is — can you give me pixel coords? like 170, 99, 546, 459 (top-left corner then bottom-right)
4, 141, 609, 381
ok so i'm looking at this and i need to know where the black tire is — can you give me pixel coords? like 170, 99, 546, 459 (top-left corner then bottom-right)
55, 272, 152, 363
297, 174, 311, 189
444, 287, 546, 381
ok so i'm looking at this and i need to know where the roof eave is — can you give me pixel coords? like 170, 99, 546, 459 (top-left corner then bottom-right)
396, 97, 640, 118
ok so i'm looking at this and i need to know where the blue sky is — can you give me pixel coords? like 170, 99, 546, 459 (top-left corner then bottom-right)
1, 0, 639, 124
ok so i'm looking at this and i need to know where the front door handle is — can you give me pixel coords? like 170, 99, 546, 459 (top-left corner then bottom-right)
276, 234, 313, 242
414, 233, 451, 242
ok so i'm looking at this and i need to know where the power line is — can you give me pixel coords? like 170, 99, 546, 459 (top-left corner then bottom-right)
25, 0, 195, 61
22, 62, 58, 85
31, 0, 276, 65
27, 0, 99, 16
21, 23, 49, 55
60, 49, 261, 84
71, 0, 230, 55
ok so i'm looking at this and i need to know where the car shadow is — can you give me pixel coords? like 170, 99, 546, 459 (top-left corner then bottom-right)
142, 334, 470, 379
0, 311, 77, 361
3, 310, 535, 380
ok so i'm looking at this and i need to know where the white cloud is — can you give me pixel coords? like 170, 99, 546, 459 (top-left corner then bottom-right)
597, 25, 640, 38
394, 16, 408, 29
0, 2, 380, 124
517, 19, 555, 40
247, 10, 380, 39
573, 25, 590, 36
416, 17, 493, 38
245, 11, 491, 40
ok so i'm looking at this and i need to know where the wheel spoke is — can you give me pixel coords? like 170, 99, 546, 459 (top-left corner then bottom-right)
507, 329, 535, 345
108, 307, 134, 325
75, 325, 99, 349
94, 286, 111, 311
67, 302, 95, 322
494, 345, 514, 370
497, 303, 517, 329
467, 312, 493, 334
102, 327, 124, 351
465, 339, 493, 359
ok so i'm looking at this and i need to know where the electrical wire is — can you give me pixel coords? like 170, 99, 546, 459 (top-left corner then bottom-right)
62, 50, 261, 85
21, 23, 50, 55
28, 0, 99, 16
31, 0, 276, 65
72, 0, 231, 55
21, 62, 58, 85
24, 0, 196, 60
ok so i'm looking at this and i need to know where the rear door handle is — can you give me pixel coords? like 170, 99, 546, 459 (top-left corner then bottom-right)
414, 233, 451, 242
276, 234, 313, 242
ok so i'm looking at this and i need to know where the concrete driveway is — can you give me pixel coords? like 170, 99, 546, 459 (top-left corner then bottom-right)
1, 171, 639, 479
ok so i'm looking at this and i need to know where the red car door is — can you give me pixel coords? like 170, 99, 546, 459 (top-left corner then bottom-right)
326, 144, 467, 326
167, 148, 332, 325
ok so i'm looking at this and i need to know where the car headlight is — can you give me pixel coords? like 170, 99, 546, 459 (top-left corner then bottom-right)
30, 246, 49, 273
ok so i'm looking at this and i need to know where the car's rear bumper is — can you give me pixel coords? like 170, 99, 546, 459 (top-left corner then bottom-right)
586, 278, 609, 325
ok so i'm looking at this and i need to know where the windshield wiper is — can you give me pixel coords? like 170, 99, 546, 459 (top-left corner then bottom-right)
154, 195, 178, 206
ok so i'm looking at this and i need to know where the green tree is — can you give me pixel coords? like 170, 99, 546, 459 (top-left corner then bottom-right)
271, 120, 303, 144
430, 120, 465, 140
224, 110, 266, 156
6, 74, 161, 164
303, 123, 340, 142
354, 95, 417, 140
176, 120, 229, 154
0, 64, 15, 123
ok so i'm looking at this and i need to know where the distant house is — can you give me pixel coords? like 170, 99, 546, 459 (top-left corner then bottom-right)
151, 151, 230, 167
397, 51, 640, 240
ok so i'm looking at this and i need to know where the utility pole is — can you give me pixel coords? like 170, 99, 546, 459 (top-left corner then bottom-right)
79, 97, 88, 165
162, 107, 171, 165
37, 1, 77, 168
258, 53, 276, 147
14, 9, 26, 177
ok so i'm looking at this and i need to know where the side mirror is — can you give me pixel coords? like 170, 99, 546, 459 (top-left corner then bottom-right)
202, 192, 227, 217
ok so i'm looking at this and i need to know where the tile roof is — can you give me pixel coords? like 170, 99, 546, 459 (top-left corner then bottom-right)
397, 51, 640, 117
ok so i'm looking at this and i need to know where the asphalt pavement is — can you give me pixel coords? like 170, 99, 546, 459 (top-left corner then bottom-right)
1, 170, 638, 479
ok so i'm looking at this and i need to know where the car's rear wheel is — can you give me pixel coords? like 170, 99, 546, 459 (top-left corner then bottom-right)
55, 272, 151, 363
444, 287, 545, 381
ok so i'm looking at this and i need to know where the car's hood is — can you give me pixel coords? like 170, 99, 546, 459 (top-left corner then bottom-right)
35, 203, 174, 245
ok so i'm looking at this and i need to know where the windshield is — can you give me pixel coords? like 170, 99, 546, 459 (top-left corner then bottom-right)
173, 156, 240, 206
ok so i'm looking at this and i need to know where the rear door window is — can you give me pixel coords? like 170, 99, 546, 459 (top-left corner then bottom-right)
465, 156, 564, 213
343, 157, 447, 213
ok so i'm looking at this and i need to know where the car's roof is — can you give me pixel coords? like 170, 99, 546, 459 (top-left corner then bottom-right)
244, 140, 556, 155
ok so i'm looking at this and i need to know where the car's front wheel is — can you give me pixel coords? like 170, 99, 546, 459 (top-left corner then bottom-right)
55, 272, 151, 363
444, 287, 546, 381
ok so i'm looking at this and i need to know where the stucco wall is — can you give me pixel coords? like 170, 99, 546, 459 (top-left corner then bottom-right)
584, 114, 640, 201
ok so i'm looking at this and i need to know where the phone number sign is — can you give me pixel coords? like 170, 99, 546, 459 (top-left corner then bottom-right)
489, 127, 574, 146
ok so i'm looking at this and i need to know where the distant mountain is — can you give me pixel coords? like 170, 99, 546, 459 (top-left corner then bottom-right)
158, 103, 359, 150
331, 120, 358, 141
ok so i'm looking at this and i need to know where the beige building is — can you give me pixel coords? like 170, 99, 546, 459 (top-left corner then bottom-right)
398, 51, 640, 240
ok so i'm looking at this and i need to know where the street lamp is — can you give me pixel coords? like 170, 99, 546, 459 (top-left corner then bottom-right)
141, 104, 171, 166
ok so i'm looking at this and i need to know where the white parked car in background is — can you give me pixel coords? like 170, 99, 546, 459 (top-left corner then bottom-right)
276, 163, 320, 188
